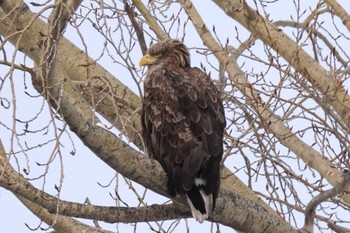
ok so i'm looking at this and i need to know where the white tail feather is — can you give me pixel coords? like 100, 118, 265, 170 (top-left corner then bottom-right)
186, 190, 210, 223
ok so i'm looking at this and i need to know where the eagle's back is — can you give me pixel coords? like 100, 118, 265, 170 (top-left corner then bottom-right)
141, 63, 226, 221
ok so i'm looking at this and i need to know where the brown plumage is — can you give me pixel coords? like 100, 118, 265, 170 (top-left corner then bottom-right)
140, 39, 226, 222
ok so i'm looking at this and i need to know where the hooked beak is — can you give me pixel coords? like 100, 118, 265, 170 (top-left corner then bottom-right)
139, 54, 158, 66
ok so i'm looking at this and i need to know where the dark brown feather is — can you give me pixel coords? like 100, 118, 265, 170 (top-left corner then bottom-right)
141, 39, 226, 218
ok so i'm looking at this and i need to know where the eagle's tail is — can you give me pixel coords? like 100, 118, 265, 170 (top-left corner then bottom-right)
186, 178, 210, 223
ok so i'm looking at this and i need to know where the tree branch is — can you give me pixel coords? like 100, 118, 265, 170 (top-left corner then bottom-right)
180, 0, 346, 203
0, 0, 143, 148
323, 0, 350, 33
0, 139, 113, 233
47, 0, 82, 38
0, 4, 277, 222
212, 0, 350, 132
17, 195, 114, 233
131, 0, 169, 41
124, 0, 147, 55
0, 134, 299, 232
0, 137, 185, 223
299, 171, 350, 233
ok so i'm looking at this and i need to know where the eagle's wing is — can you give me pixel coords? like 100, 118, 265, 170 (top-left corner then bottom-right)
141, 66, 226, 200
173, 67, 226, 205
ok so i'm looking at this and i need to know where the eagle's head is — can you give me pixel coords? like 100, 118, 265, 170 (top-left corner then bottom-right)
139, 39, 190, 68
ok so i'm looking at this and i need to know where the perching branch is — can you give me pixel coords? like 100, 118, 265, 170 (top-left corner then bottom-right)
0, 137, 184, 224
0, 134, 299, 232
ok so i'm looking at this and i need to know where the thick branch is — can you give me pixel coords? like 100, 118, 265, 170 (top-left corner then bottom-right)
0, 3, 277, 221
323, 0, 350, 33
132, 0, 169, 41
0, 139, 113, 233
0, 0, 143, 148
0, 135, 298, 232
47, 0, 82, 38
0, 136, 185, 223
212, 0, 350, 131
180, 0, 344, 199
18, 196, 113, 233
299, 172, 350, 233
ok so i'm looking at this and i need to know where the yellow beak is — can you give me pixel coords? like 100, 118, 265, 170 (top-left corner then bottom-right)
139, 54, 158, 66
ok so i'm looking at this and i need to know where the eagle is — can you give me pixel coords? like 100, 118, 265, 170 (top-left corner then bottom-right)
139, 39, 226, 222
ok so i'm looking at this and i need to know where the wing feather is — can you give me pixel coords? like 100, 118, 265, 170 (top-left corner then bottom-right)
141, 64, 226, 198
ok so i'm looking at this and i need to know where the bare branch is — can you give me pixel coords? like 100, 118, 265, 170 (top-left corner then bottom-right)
124, 0, 147, 54
212, 0, 350, 131
132, 0, 169, 41
0, 128, 297, 232
47, 0, 82, 38
181, 0, 344, 201
299, 171, 350, 233
0, 138, 113, 233
0, 0, 143, 147
324, 0, 350, 32
18, 195, 114, 233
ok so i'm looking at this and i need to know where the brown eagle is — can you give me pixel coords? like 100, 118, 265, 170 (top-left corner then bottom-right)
140, 39, 226, 222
